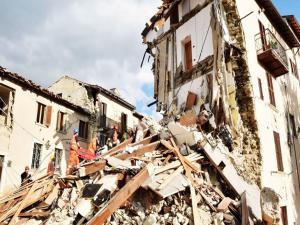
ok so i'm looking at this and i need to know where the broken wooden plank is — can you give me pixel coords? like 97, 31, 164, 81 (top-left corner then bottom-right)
241, 192, 250, 225
87, 163, 154, 225
190, 184, 201, 225
19, 211, 50, 218
79, 160, 106, 177
116, 141, 161, 160
9, 181, 40, 225
161, 140, 201, 174
158, 166, 183, 190
217, 197, 233, 212
102, 138, 133, 157
131, 134, 159, 147
107, 157, 132, 168
199, 190, 217, 212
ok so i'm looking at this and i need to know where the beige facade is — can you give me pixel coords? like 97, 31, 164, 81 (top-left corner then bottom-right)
143, 0, 300, 223
0, 68, 90, 191
49, 76, 140, 144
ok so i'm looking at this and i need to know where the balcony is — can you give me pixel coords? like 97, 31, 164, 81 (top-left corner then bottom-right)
255, 29, 288, 77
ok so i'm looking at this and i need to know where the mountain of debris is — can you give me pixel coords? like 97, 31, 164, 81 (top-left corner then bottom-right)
0, 111, 262, 225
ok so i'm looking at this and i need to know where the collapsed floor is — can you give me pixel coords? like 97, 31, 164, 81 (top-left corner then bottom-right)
0, 114, 263, 225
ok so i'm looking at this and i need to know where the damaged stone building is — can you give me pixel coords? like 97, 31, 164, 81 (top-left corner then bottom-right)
0, 67, 91, 191
48, 76, 141, 146
142, 0, 300, 224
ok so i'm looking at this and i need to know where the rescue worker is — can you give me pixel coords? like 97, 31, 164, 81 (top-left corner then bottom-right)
66, 128, 80, 175
47, 154, 55, 176
112, 125, 119, 147
21, 166, 32, 185
88, 133, 99, 156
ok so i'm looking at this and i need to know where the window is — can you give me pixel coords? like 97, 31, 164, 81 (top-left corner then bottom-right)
36, 103, 52, 127
266, 73, 276, 107
258, 20, 267, 50
258, 78, 264, 100
184, 39, 193, 71
0, 84, 13, 125
54, 148, 62, 174
31, 143, 42, 169
100, 102, 107, 127
56, 111, 66, 132
79, 120, 89, 139
280, 206, 288, 225
121, 113, 127, 134
273, 132, 284, 171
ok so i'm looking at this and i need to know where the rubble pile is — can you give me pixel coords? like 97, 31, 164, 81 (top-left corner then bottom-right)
0, 114, 262, 225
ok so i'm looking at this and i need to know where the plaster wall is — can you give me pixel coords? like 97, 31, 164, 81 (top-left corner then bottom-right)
0, 79, 89, 192
236, 0, 300, 223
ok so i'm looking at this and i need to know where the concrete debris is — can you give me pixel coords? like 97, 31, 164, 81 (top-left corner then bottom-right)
0, 113, 264, 224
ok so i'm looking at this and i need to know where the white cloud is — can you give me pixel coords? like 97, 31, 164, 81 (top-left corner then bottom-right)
0, 0, 160, 114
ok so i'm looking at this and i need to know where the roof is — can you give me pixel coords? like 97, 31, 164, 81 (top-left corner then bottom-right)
255, 0, 300, 48
283, 15, 300, 42
0, 67, 90, 116
59, 76, 135, 111
88, 84, 135, 111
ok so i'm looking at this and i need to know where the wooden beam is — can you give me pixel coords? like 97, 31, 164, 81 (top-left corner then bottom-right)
80, 160, 107, 176
87, 163, 154, 225
241, 192, 250, 225
190, 184, 201, 225
102, 138, 133, 157
161, 140, 201, 174
116, 141, 161, 160
8, 182, 40, 225
19, 211, 50, 217
131, 134, 159, 147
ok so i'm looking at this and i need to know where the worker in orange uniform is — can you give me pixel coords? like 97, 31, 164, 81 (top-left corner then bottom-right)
67, 128, 80, 175
47, 154, 55, 176
88, 134, 98, 156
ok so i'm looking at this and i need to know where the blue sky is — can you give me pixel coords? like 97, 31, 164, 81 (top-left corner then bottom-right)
0, 0, 298, 120
273, 0, 300, 20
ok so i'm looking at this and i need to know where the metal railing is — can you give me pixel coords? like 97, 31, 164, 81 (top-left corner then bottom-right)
255, 28, 288, 67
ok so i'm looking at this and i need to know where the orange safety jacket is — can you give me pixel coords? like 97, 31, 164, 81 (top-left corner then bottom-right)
88, 137, 97, 155
70, 135, 79, 151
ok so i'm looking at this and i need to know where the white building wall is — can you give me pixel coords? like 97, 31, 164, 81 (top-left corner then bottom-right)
0, 79, 89, 192
97, 93, 135, 130
236, 0, 300, 223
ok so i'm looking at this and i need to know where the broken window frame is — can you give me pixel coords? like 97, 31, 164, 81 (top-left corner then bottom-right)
79, 120, 89, 139
266, 73, 276, 107
273, 131, 284, 172
31, 143, 42, 169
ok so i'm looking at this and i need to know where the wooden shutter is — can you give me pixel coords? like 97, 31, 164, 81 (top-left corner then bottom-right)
258, 78, 264, 100
273, 131, 284, 171
267, 73, 276, 107
280, 206, 288, 225
185, 40, 192, 71
56, 111, 61, 130
46, 106, 52, 127
259, 20, 267, 50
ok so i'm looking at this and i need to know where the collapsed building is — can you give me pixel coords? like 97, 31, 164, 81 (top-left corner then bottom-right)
0, 68, 141, 192
141, 0, 300, 224
49, 76, 142, 146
